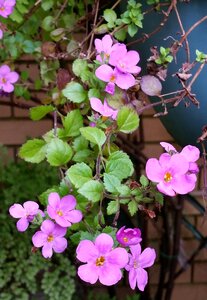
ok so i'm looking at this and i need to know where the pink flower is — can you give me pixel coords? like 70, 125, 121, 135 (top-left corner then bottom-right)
116, 226, 142, 247
47, 192, 82, 227
125, 244, 156, 291
160, 142, 200, 174
0, 65, 19, 92
0, 0, 16, 18
95, 64, 135, 90
76, 233, 129, 286
95, 34, 119, 63
146, 153, 197, 196
32, 220, 67, 258
109, 44, 141, 75
90, 97, 118, 120
9, 201, 41, 232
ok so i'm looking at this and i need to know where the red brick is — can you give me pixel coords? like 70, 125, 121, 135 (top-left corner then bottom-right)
175, 266, 191, 284
194, 262, 207, 283
172, 284, 207, 300
196, 215, 207, 236
0, 104, 12, 117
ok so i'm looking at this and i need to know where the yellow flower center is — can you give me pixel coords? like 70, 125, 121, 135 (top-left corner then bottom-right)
1, 77, 6, 83
133, 261, 139, 269
110, 74, 116, 82
164, 172, 172, 182
47, 235, 54, 242
123, 237, 128, 242
57, 210, 63, 216
0, 6, 5, 11
96, 256, 105, 266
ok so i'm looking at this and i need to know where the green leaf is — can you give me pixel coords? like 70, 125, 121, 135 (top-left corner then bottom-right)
78, 180, 104, 202
88, 88, 101, 99
62, 82, 87, 103
155, 192, 164, 205
103, 9, 117, 23
80, 127, 106, 149
103, 173, 122, 194
41, 16, 55, 31
117, 106, 139, 133
19, 139, 46, 163
66, 163, 93, 189
140, 175, 149, 187
107, 200, 119, 215
73, 149, 93, 163
114, 28, 127, 41
128, 200, 138, 216
72, 136, 88, 151
128, 23, 138, 37
30, 105, 55, 121
72, 59, 88, 77
62, 109, 83, 137
46, 138, 73, 166
41, 0, 54, 11
106, 151, 134, 180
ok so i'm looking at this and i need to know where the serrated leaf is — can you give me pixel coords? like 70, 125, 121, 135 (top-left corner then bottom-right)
30, 105, 55, 121
140, 175, 149, 187
128, 200, 138, 216
78, 180, 104, 202
73, 149, 93, 163
66, 163, 93, 189
106, 151, 134, 180
62, 82, 87, 103
19, 139, 46, 163
117, 106, 139, 133
155, 192, 164, 205
80, 127, 106, 149
103, 9, 117, 23
72, 59, 88, 77
46, 138, 73, 166
107, 200, 119, 215
62, 109, 83, 137
103, 173, 121, 194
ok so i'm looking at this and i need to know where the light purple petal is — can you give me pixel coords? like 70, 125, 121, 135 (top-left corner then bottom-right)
102, 34, 113, 52
139, 248, 156, 268
0, 65, 10, 75
53, 224, 67, 237
42, 243, 53, 258
95, 38, 103, 53
41, 220, 55, 234
107, 248, 129, 268
146, 158, 164, 182
115, 71, 135, 89
105, 82, 115, 95
65, 209, 82, 224
99, 264, 122, 286
60, 194, 77, 211
124, 50, 140, 66
129, 244, 142, 258
9, 204, 25, 218
189, 162, 199, 173
109, 45, 127, 66
169, 153, 189, 175
53, 237, 67, 253
23, 201, 39, 215
7, 71, 19, 83
16, 218, 29, 232
126, 65, 141, 74
95, 65, 114, 82
136, 268, 148, 291
32, 231, 47, 247
55, 215, 71, 227
48, 192, 60, 209
128, 268, 137, 290
160, 142, 176, 152
3, 82, 14, 93
172, 174, 197, 194
95, 233, 113, 254
90, 97, 104, 115
47, 205, 56, 219
78, 263, 99, 284
159, 153, 171, 167
76, 240, 98, 262
157, 181, 176, 197
181, 145, 200, 162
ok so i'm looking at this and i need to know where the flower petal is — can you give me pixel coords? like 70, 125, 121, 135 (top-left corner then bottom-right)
41, 220, 55, 234
124, 50, 140, 66
53, 224, 67, 237
95, 233, 113, 254
90, 97, 104, 115
160, 142, 176, 152
0, 65, 10, 75
99, 264, 122, 286
53, 237, 67, 253
146, 158, 163, 183
139, 248, 156, 268
23, 201, 39, 215
136, 268, 148, 292
42, 243, 53, 258
16, 218, 29, 232
169, 153, 189, 175
78, 263, 99, 284
107, 248, 129, 268
115, 71, 135, 89
109, 45, 127, 66
48, 192, 60, 209
157, 181, 176, 197
9, 204, 25, 218
172, 174, 197, 194
60, 194, 77, 211
76, 240, 98, 262
65, 210, 82, 224
3, 82, 14, 93
95, 64, 114, 82
128, 268, 137, 290
7, 71, 19, 83
181, 145, 200, 162
32, 231, 47, 247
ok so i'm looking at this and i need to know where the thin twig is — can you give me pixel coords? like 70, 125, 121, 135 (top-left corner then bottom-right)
87, 0, 99, 59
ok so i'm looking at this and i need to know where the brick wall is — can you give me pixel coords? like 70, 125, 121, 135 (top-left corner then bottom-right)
1, 65, 207, 299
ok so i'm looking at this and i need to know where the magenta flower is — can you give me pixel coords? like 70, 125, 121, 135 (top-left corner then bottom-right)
146, 153, 197, 196
0, 0, 16, 18
9, 201, 40, 232
0, 65, 19, 92
47, 192, 82, 228
125, 244, 156, 291
95, 34, 119, 63
109, 44, 141, 75
95, 64, 135, 90
90, 97, 118, 120
76, 233, 129, 286
116, 226, 142, 247
32, 220, 67, 258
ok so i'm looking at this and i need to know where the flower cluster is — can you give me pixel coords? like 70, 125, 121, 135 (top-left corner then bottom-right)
89, 34, 141, 121
9, 192, 83, 258
0, 65, 19, 93
0, 0, 16, 38
146, 142, 200, 196
76, 226, 156, 291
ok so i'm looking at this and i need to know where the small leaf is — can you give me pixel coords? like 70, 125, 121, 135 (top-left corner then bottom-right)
46, 138, 73, 166
128, 200, 138, 216
66, 163, 93, 189
80, 127, 106, 149
103, 9, 117, 23
78, 180, 104, 202
62, 109, 83, 137
117, 106, 139, 133
140, 75, 162, 96
30, 105, 55, 121
62, 82, 87, 103
72, 59, 88, 77
140, 175, 149, 187
19, 139, 46, 163
106, 151, 134, 180
107, 201, 119, 215
103, 173, 122, 194
155, 192, 164, 205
